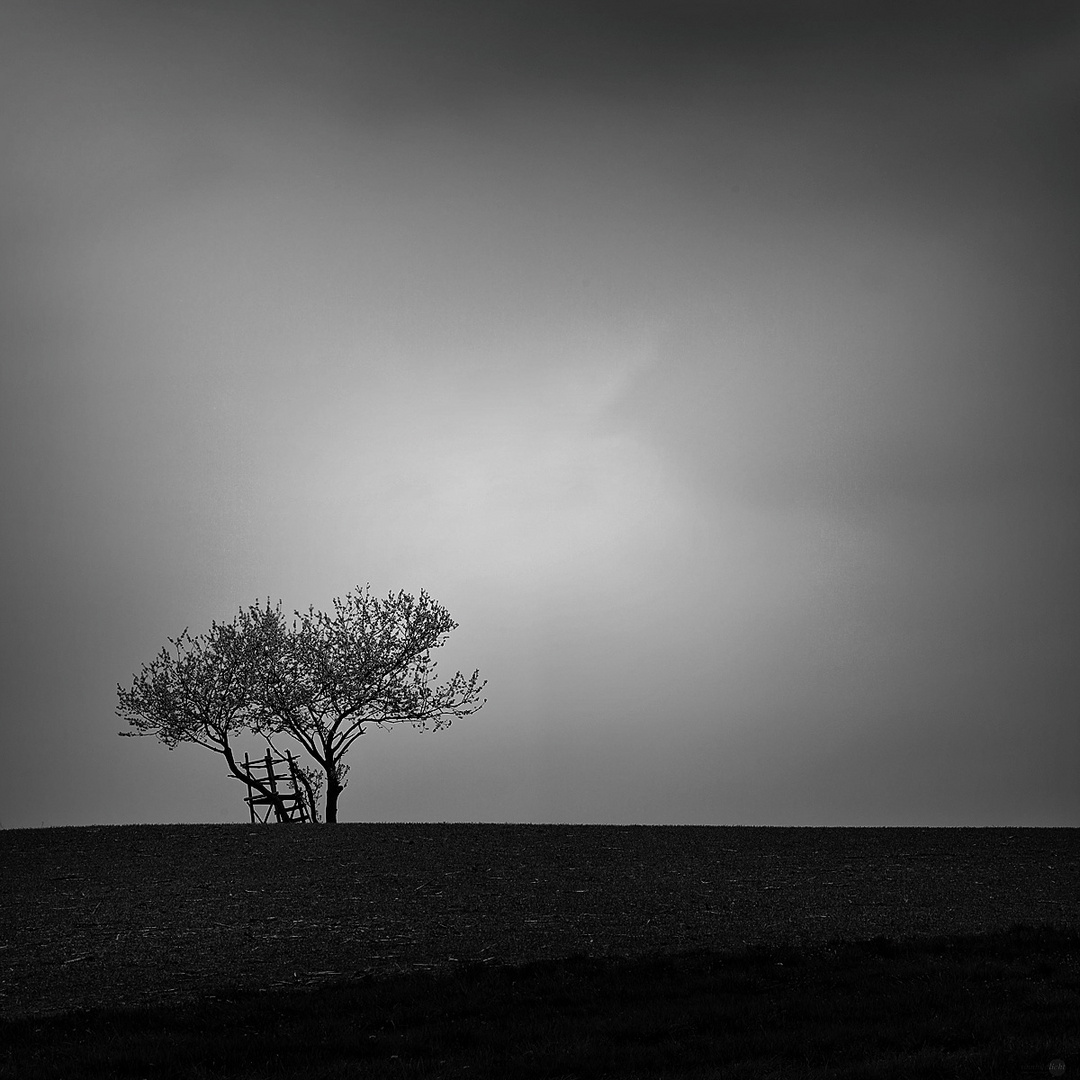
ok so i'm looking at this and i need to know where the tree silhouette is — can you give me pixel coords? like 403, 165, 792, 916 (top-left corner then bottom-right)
117, 586, 486, 823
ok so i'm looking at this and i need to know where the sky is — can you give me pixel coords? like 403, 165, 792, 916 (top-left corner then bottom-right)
1, 0, 1078, 829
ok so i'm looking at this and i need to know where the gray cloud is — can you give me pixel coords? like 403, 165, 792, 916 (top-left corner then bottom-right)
1, 0, 1077, 828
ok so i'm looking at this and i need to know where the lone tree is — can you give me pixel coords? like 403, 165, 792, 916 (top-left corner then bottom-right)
117, 586, 486, 824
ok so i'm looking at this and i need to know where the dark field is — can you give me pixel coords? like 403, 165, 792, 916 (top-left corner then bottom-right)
1, 823, 1078, 1078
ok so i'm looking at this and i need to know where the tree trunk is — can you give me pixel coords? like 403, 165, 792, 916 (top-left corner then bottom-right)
325, 778, 342, 823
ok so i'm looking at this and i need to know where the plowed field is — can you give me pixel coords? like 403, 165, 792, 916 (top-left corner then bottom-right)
2, 823, 1076, 1021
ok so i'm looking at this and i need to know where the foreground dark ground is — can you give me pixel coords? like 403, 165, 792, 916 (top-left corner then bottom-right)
1, 824, 1077, 1077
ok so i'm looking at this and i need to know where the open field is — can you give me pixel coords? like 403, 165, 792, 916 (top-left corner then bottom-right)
1, 823, 1078, 1077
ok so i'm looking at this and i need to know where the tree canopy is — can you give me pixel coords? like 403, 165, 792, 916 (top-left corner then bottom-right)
117, 586, 486, 822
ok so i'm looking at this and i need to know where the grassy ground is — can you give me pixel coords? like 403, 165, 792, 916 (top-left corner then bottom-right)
2, 923, 1077, 1079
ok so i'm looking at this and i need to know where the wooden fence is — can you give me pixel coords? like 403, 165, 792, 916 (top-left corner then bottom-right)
239, 750, 310, 823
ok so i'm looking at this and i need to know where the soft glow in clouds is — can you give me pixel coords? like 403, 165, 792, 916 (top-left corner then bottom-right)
1, 0, 1077, 828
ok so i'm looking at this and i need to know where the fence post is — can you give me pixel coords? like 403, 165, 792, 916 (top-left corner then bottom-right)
244, 752, 255, 823
284, 750, 305, 822
264, 749, 286, 822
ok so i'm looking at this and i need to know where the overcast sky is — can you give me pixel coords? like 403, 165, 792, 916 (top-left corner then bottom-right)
2, 0, 1078, 829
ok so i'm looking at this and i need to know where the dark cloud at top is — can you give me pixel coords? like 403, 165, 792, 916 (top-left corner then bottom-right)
4, 0, 1077, 245
11, 0, 1077, 122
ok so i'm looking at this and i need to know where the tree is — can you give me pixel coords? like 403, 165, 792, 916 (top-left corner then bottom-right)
248, 586, 487, 823
117, 586, 487, 824
115, 602, 322, 820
